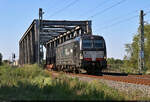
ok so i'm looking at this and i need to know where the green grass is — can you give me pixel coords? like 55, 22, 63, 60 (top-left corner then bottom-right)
0, 64, 149, 101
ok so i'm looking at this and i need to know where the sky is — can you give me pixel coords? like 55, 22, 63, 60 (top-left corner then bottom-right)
0, 0, 150, 60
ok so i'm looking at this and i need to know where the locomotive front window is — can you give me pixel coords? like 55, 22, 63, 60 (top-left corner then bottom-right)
82, 40, 92, 48
94, 40, 104, 48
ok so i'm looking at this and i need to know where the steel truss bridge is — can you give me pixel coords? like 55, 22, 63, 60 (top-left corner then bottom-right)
19, 8, 92, 65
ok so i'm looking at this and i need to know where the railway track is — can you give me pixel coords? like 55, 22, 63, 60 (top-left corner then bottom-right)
47, 69, 150, 98
47, 69, 150, 86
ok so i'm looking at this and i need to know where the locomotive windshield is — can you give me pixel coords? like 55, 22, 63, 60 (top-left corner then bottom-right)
82, 39, 104, 49
82, 40, 92, 48
93, 40, 104, 48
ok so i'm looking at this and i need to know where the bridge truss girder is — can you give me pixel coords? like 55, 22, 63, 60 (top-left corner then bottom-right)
19, 19, 92, 65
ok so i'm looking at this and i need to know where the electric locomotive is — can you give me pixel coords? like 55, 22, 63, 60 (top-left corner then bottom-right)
56, 35, 107, 74
46, 34, 107, 74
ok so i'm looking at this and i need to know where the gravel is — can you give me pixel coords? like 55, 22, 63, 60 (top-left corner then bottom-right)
98, 79, 150, 98
51, 71, 150, 98
69, 75, 150, 98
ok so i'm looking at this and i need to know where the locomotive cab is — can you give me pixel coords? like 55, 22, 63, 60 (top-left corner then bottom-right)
79, 35, 107, 73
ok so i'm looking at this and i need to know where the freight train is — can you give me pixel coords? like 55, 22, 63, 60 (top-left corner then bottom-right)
46, 34, 107, 74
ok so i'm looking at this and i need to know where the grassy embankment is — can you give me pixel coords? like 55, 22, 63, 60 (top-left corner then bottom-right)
0, 64, 149, 101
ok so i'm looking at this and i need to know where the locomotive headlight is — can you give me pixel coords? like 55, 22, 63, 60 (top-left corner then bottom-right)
80, 53, 83, 59
104, 56, 107, 59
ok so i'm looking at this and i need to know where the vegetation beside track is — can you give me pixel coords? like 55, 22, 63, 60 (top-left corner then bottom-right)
107, 57, 150, 74
106, 24, 150, 74
0, 64, 149, 101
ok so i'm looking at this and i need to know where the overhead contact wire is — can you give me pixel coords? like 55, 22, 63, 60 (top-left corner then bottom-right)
49, 0, 79, 18
78, 0, 112, 18
87, 0, 127, 19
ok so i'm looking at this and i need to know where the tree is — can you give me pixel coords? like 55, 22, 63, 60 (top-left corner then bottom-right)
107, 57, 123, 65
107, 57, 124, 70
124, 44, 133, 60
144, 24, 150, 70
107, 57, 115, 65
124, 24, 150, 72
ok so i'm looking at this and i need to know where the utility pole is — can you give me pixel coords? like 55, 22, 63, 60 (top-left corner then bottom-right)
38, 8, 44, 65
138, 10, 145, 74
